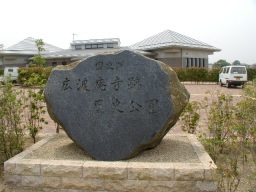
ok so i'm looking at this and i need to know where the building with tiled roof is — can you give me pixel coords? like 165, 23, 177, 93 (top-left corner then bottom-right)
0, 30, 220, 68
0, 37, 63, 67
130, 30, 221, 68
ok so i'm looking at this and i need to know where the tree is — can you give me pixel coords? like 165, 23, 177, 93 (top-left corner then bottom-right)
29, 39, 46, 67
212, 59, 230, 68
35, 39, 45, 56
232, 60, 241, 65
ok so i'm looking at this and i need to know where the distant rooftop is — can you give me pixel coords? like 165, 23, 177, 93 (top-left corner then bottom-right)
130, 30, 221, 51
2, 37, 63, 55
70, 38, 120, 45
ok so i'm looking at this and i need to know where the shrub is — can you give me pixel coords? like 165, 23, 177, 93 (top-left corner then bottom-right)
0, 68, 3, 76
180, 82, 256, 191
247, 68, 256, 81
207, 68, 220, 83
18, 66, 53, 86
172, 67, 189, 81
0, 80, 25, 162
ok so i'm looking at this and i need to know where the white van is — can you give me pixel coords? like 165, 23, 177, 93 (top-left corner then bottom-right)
0, 67, 19, 84
219, 65, 247, 88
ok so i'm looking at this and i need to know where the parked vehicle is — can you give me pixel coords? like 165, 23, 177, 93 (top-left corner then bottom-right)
219, 65, 247, 88
0, 67, 19, 84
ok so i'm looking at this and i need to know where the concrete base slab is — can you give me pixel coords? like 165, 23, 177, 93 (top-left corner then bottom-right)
4, 133, 217, 192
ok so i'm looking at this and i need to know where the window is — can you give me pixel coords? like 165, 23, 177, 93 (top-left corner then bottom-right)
97, 44, 104, 48
91, 44, 98, 49
198, 59, 201, 67
202, 59, 205, 67
8, 68, 14, 72
52, 62, 57, 67
107, 43, 114, 48
186, 58, 189, 67
195, 58, 197, 67
75, 45, 82, 50
190, 58, 194, 67
231, 67, 246, 74
85, 44, 92, 49
62, 61, 67, 65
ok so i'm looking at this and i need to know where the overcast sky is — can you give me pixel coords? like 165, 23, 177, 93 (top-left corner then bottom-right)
1, 0, 256, 64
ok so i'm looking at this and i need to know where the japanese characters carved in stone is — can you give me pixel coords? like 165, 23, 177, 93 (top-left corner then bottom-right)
44, 50, 190, 161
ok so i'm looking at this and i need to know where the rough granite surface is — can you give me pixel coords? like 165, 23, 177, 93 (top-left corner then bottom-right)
44, 50, 190, 161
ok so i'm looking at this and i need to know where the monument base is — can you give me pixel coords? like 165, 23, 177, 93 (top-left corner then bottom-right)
4, 133, 217, 192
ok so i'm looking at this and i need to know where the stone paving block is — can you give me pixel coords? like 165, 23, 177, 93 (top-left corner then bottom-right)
62, 177, 104, 191
197, 181, 218, 192
16, 159, 41, 176
127, 162, 174, 180
83, 161, 128, 179
174, 163, 204, 181
22, 175, 43, 187
41, 160, 83, 177
43, 176, 62, 188
4, 174, 22, 187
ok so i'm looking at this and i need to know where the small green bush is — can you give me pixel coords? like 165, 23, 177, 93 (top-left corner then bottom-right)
18, 67, 53, 86
0, 80, 25, 162
179, 81, 256, 191
247, 68, 256, 81
172, 67, 189, 81
0, 68, 4, 76
207, 68, 220, 83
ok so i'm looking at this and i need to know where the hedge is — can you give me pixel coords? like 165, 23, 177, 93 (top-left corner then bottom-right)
16, 66, 256, 86
18, 67, 53, 86
0, 68, 4, 76
173, 67, 256, 83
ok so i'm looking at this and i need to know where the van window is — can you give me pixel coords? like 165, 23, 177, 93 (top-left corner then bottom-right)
223, 68, 226, 73
8, 69, 14, 72
231, 67, 246, 74
226, 67, 230, 73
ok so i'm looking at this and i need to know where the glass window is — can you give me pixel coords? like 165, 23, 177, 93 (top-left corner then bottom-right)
97, 44, 104, 48
75, 45, 82, 50
92, 44, 98, 49
85, 44, 92, 49
107, 43, 114, 48
52, 62, 57, 67
62, 61, 67, 65
226, 67, 230, 73
231, 67, 246, 74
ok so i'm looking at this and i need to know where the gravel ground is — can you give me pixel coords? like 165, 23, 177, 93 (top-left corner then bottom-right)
24, 133, 200, 163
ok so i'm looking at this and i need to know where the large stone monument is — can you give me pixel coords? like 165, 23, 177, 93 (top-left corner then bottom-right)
44, 50, 190, 161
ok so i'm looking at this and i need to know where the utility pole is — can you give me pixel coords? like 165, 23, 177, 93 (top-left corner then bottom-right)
73, 33, 77, 41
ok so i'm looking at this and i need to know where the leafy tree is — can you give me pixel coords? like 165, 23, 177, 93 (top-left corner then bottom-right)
29, 39, 46, 67
212, 59, 230, 68
35, 39, 45, 56
232, 60, 241, 65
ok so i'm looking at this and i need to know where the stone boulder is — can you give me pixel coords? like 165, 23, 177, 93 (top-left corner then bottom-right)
44, 50, 190, 161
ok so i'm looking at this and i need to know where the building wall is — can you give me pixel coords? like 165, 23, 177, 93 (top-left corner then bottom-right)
151, 48, 211, 68
45, 58, 73, 67
1, 55, 31, 68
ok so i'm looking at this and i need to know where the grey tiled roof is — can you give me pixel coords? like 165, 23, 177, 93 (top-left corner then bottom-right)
3, 37, 63, 55
39, 47, 153, 60
129, 30, 221, 51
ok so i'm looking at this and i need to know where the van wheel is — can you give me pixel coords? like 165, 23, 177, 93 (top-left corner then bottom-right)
226, 82, 230, 88
220, 80, 223, 86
